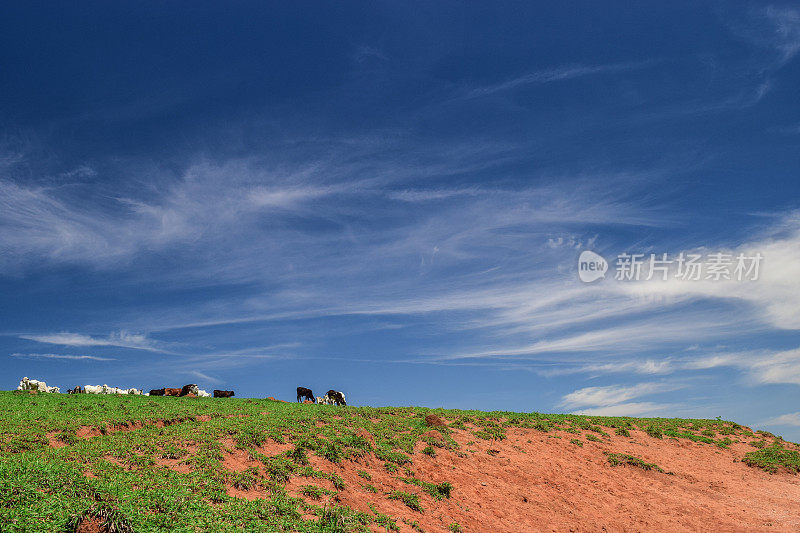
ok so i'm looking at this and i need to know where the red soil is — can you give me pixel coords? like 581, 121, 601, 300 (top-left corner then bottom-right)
75, 517, 105, 533
221, 426, 800, 532
46, 432, 67, 448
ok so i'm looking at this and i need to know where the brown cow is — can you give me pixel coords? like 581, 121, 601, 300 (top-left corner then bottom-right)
213, 390, 234, 398
164, 388, 181, 397
149, 388, 165, 396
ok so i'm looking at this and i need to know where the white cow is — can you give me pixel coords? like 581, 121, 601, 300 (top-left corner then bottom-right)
83, 384, 138, 395
17, 377, 59, 393
197, 389, 211, 397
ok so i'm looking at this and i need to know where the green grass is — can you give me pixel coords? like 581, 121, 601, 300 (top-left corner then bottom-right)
386, 490, 423, 512
0, 391, 771, 532
743, 444, 800, 473
605, 452, 665, 472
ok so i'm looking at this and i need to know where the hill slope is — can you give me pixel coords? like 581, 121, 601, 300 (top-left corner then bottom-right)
1, 392, 799, 532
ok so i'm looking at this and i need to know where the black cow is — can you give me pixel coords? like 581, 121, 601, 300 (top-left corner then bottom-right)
326, 389, 346, 406
297, 386, 314, 403
214, 389, 235, 398
149, 388, 165, 396
180, 384, 199, 397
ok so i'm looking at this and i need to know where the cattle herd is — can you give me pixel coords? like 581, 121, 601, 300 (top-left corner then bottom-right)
297, 386, 346, 406
14, 377, 347, 406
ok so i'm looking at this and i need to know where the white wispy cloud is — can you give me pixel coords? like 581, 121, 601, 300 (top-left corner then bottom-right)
762, 412, 800, 427
20, 331, 159, 352
572, 402, 676, 417
560, 382, 680, 409
463, 61, 649, 98
185, 370, 223, 385
685, 347, 800, 386
10, 353, 115, 361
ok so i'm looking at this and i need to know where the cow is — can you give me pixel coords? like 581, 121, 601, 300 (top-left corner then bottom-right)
297, 386, 314, 403
67, 386, 84, 394
197, 389, 212, 397
127, 388, 142, 395
316, 396, 326, 405
213, 390, 234, 398
84, 385, 104, 394
180, 384, 199, 397
325, 390, 346, 406
149, 388, 165, 396
17, 377, 59, 393
164, 388, 182, 397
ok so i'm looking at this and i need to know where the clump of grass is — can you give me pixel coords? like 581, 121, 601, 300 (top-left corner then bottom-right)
362, 483, 378, 493
369, 504, 399, 531
421, 446, 436, 457
486, 449, 499, 456
56, 431, 79, 446
473, 425, 506, 441
644, 426, 663, 439
449, 523, 463, 532
403, 518, 425, 531
743, 445, 800, 473
586, 434, 602, 443
319, 439, 343, 463
605, 452, 665, 472
357, 469, 372, 481
288, 444, 309, 465
384, 461, 399, 473
300, 484, 333, 500
615, 427, 630, 437
230, 466, 261, 489
570, 439, 583, 447
66, 506, 134, 533
327, 472, 346, 491
376, 448, 412, 465
387, 490, 423, 512
424, 481, 453, 500
236, 428, 266, 448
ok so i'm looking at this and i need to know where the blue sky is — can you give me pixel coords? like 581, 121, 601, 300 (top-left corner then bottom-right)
2, 2, 800, 437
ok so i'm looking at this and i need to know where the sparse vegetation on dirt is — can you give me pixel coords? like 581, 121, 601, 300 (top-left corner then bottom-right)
743, 443, 800, 473
0, 391, 797, 532
605, 452, 666, 472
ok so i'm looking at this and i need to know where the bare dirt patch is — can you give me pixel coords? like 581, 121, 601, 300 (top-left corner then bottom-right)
46, 432, 67, 448
75, 517, 106, 533
276, 426, 800, 533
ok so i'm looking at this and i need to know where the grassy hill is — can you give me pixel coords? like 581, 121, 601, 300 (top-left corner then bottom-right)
1, 391, 799, 532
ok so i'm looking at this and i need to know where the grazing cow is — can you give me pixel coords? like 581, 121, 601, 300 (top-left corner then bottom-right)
325, 390, 346, 406
127, 388, 142, 395
67, 386, 84, 394
17, 377, 59, 393
297, 386, 314, 403
180, 384, 199, 397
213, 390, 235, 398
197, 389, 212, 397
149, 388, 165, 396
164, 388, 182, 397
83, 385, 104, 394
